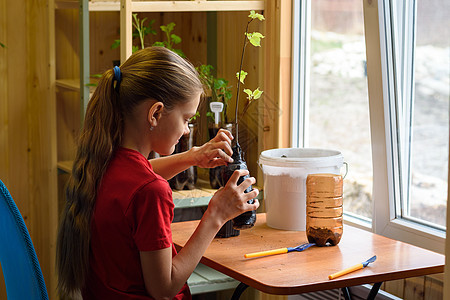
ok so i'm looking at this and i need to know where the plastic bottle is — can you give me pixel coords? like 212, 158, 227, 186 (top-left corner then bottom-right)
306, 173, 343, 246
219, 142, 256, 230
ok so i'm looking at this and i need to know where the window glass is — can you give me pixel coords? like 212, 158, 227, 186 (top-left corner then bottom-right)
405, 0, 449, 228
308, 0, 372, 219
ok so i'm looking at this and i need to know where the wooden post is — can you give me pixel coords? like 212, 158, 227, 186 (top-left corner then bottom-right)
1, 0, 58, 298
80, 0, 90, 122
120, 0, 132, 62
263, 0, 293, 150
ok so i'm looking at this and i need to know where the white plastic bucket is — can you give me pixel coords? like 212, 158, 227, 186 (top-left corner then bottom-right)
259, 148, 344, 231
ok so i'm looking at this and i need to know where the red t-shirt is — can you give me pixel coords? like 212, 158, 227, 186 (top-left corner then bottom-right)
82, 147, 191, 300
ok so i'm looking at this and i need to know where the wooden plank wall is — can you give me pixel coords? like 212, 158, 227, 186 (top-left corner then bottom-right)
212, 276, 446, 300
0, 0, 7, 297
382, 274, 444, 300
0, 0, 57, 299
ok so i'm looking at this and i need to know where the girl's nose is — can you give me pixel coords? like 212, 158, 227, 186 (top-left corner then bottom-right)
183, 123, 190, 136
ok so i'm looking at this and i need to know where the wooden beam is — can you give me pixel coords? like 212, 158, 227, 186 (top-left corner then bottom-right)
48, 0, 58, 296
0, 0, 8, 297
56, 79, 80, 91
55, 0, 80, 10
120, 0, 132, 62
0, 0, 8, 187
263, 0, 293, 150
1, 0, 58, 298
90, 1, 121, 11
86, 1, 265, 12
132, 1, 264, 12
28, 0, 59, 297
80, 0, 90, 121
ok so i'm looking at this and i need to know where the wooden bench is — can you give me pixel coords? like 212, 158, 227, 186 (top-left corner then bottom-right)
188, 263, 239, 295
172, 180, 262, 295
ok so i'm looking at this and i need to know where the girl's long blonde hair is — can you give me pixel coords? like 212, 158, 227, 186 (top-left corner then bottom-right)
56, 47, 202, 296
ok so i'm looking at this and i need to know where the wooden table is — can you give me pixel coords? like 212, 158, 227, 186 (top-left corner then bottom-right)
172, 213, 445, 299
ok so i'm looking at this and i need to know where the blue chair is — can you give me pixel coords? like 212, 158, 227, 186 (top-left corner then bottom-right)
0, 179, 49, 300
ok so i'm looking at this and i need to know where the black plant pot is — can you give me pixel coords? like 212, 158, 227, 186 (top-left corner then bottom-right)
209, 124, 241, 238
208, 123, 233, 189
216, 219, 240, 238
218, 143, 256, 230
169, 123, 197, 190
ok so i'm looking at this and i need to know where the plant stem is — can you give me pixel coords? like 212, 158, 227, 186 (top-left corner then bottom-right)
235, 18, 253, 145
132, 15, 145, 50
165, 31, 172, 49
139, 29, 145, 49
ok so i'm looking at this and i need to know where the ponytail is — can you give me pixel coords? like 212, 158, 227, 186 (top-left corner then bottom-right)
56, 68, 122, 296
56, 47, 202, 296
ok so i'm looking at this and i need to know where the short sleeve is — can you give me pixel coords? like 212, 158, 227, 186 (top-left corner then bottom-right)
125, 178, 174, 251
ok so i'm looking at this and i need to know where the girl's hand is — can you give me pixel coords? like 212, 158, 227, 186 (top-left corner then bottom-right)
206, 169, 260, 226
188, 128, 234, 168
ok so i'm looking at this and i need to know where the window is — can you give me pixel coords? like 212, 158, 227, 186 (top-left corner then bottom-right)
393, 0, 449, 229
293, 0, 449, 253
292, 0, 373, 223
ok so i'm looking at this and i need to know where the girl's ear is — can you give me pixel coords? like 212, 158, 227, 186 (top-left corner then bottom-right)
147, 102, 164, 127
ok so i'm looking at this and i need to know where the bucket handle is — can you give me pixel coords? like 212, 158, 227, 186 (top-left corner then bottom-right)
342, 162, 348, 179
256, 160, 348, 179
258, 159, 348, 179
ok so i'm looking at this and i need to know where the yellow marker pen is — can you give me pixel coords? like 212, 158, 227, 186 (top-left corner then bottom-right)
328, 255, 376, 280
244, 243, 315, 258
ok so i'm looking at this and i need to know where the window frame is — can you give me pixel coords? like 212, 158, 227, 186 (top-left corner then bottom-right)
291, 0, 310, 148
371, 0, 445, 253
291, 0, 446, 254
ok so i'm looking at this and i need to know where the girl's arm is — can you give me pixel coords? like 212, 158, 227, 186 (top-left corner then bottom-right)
140, 169, 259, 299
150, 129, 234, 180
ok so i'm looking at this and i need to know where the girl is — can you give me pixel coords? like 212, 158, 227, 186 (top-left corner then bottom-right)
56, 46, 259, 300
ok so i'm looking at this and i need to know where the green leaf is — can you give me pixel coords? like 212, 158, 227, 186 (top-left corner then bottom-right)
173, 48, 186, 58
140, 17, 148, 27
167, 22, 176, 32
170, 34, 182, 44
0, 42, 6, 48
214, 78, 227, 89
243, 89, 253, 99
246, 32, 265, 47
132, 45, 139, 53
252, 88, 263, 99
203, 64, 213, 73
172, 49, 186, 58
189, 111, 200, 122
236, 70, 247, 84
161, 22, 176, 34
143, 26, 156, 36
132, 14, 140, 30
153, 41, 165, 47
111, 39, 121, 49
249, 10, 265, 21
91, 74, 103, 78
225, 90, 232, 100
197, 64, 213, 77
